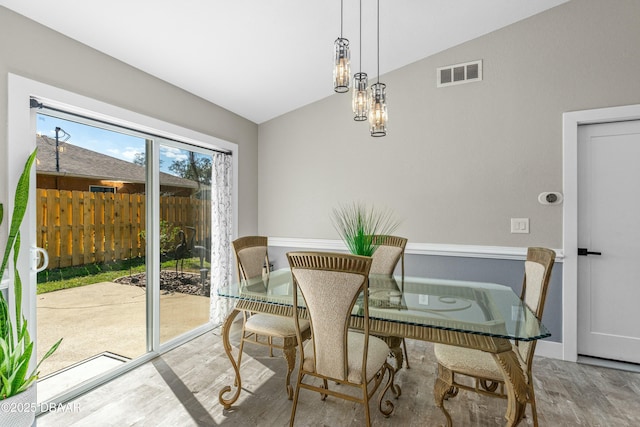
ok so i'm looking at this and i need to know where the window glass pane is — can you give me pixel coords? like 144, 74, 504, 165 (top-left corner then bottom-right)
158, 143, 212, 344
35, 114, 148, 402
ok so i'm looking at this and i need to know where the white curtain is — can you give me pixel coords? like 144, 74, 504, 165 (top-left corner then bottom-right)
209, 151, 233, 324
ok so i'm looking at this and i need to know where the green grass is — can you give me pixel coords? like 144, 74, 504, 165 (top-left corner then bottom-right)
36, 256, 210, 294
37, 257, 146, 294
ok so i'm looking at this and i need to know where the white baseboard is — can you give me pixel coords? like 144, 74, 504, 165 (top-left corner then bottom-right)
535, 340, 564, 360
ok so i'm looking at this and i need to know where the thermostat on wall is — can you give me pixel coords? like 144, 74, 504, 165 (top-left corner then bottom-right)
538, 192, 563, 205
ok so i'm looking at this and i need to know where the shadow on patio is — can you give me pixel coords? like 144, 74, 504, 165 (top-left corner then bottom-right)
36, 281, 210, 401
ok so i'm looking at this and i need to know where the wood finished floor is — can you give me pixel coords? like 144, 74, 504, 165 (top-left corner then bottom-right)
38, 327, 640, 427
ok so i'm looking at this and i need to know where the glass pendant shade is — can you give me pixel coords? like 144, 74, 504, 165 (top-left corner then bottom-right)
333, 37, 351, 93
352, 72, 368, 121
368, 82, 387, 136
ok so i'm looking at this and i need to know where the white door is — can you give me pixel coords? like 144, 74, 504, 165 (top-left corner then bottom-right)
577, 120, 640, 364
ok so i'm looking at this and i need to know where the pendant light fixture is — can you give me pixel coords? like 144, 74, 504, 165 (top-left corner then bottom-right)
352, 0, 368, 121
369, 0, 387, 137
333, 0, 350, 93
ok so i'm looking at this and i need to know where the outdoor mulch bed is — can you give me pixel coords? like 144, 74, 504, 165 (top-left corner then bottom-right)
114, 270, 210, 296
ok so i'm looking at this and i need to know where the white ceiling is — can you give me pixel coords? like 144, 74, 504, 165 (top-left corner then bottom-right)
1, 0, 567, 124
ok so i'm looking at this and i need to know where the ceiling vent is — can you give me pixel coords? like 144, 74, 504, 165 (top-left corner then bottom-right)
437, 60, 482, 88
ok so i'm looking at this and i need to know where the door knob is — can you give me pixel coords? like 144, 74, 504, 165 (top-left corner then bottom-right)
578, 248, 602, 256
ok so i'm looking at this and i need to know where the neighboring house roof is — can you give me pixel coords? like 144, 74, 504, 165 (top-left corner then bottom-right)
36, 135, 199, 189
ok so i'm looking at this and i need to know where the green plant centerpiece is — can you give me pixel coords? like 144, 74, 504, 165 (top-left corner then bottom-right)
1, 149, 61, 409
331, 202, 400, 256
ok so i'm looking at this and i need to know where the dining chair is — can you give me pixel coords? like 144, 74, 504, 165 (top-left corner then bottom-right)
369, 235, 410, 371
287, 251, 398, 427
232, 236, 311, 400
432, 247, 555, 427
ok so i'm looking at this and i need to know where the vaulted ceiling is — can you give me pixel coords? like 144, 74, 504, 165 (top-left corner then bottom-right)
1, 0, 567, 123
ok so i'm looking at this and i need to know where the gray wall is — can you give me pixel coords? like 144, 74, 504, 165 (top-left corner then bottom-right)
0, 6, 259, 240
258, 0, 640, 247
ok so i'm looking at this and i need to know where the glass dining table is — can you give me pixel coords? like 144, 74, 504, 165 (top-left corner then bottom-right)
217, 268, 550, 426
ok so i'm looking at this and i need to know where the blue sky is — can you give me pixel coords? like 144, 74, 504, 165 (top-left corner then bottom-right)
37, 114, 188, 174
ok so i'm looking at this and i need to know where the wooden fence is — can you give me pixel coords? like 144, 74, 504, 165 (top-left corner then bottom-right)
36, 189, 210, 269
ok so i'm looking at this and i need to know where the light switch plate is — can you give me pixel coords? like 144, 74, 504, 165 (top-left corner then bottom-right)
510, 218, 529, 234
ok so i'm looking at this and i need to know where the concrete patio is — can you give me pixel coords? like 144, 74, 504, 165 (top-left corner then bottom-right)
36, 281, 210, 400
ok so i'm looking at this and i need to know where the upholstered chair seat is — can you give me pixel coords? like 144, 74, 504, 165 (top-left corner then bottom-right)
245, 313, 310, 338
434, 344, 528, 384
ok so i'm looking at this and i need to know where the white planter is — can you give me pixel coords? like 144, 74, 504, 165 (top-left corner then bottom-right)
0, 384, 36, 427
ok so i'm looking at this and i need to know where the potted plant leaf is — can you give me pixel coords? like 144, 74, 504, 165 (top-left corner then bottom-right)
1, 149, 62, 426
331, 202, 400, 256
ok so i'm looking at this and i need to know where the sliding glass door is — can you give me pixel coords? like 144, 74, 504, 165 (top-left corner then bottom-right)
35, 114, 149, 402
33, 113, 214, 403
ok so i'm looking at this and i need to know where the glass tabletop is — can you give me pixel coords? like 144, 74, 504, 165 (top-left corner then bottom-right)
217, 269, 551, 342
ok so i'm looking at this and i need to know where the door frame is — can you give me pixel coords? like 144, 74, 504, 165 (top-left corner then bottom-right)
562, 103, 640, 362
7, 73, 239, 403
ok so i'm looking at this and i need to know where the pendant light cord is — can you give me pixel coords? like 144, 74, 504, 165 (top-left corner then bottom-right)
359, 0, 362, 73
376, 0, 380, 83
340, 0, 344, 38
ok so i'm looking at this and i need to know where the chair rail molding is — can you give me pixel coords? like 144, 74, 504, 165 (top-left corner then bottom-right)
268, 237, 564, 262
